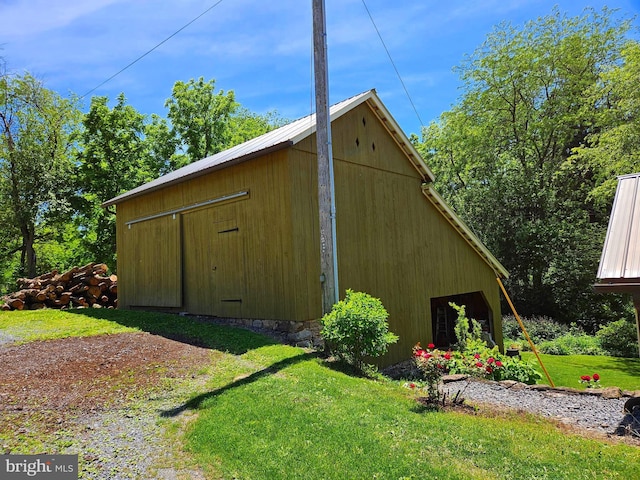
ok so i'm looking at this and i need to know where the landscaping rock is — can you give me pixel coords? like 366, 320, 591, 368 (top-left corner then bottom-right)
528, 384, 552, 391
442, 378, 637, 440
288, 329, 312, 342
601, 387, 623, 399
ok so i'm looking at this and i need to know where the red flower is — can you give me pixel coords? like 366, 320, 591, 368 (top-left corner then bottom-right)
487, 357, 495, 364
486, 366, 493, 374
427, 343, 435, 350
415, 349, 426, 357
444, 352, 452, 360
581, 375, 591, 382
423, 352, 432, 359
475, 362, 483, 368
495, 360, 503, 367
474, 353, 480, 359
409, 383, 416, 389
593, 373, 600, 381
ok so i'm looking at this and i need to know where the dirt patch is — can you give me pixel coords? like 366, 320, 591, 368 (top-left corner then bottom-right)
0, 332, 216, 478
0, 332, 212, 412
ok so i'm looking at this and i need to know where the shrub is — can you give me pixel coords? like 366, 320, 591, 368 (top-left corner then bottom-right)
451, 302, 482, 349
413, 343, 452, 403
538, 333, 604, 356
597, 319, 639, 358
502, 314, 569, 347
321, 290, 398, 371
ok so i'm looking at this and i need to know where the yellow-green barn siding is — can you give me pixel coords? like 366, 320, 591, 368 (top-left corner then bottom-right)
115, 101, 503, 366
117, 149, 309, 321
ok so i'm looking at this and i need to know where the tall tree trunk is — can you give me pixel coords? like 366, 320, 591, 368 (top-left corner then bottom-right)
20, 224, 37, 278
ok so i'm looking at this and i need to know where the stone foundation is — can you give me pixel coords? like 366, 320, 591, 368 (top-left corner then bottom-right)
183, 313, 324, 348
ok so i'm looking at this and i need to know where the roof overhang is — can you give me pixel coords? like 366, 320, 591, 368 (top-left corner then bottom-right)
595, 172, 640, 281
593, 279, 640, 295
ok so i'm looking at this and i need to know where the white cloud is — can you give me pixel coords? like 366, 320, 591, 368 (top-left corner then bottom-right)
0, 0, 126, 37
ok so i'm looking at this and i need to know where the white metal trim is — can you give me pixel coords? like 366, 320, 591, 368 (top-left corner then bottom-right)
126, 190, 249, 227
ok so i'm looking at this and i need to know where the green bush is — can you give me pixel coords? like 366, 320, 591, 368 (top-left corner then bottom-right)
496, 359, 542, 385
502, 314, 569, 345
538, 333, 604, 356
597, 319, 639, 358
451, 303, 482, 349
321, 290, 398, 371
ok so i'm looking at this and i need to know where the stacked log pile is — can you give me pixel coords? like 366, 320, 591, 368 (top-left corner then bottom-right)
1, 263, 117, 311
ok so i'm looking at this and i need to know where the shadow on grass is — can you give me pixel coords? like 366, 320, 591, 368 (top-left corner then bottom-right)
67, 308, 277, 355
321, 357, 385, 380
160, 351, 319, 417
607, 357, 640, 379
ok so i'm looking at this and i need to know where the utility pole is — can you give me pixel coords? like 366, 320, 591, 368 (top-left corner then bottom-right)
312, 0, 339, 315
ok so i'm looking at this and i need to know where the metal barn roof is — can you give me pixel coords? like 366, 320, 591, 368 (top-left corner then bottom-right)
596, 173, 640, 290
103, 89, 433, 207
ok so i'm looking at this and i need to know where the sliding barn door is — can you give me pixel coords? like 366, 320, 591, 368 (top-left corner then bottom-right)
182, 208, 245, 317
125, 215, 182, 307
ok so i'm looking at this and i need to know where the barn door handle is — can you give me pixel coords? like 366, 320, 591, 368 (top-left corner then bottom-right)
212, 266, 217, 271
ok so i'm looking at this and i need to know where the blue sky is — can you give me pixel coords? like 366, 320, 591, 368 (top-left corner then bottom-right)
2, 0, 640, 137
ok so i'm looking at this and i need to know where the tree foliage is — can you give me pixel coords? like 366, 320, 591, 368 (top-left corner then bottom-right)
0, 72, 80, 278
418, 7, 634, 328
165, 77, 238, 162
74, 94, 173, 268
573, 41, 640, 209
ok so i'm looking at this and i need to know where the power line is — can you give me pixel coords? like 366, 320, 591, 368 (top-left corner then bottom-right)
80, 0, 225, 99
360, 0, 424, 128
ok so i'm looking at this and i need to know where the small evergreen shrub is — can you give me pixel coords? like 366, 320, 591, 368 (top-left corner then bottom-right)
597, 319, 639, 358
451, 303, 482, 349
321, 290, 398, 371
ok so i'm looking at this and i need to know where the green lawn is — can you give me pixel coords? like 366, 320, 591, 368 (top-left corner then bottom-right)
522, 351, 640, 391
2, 309, 639, 479
0, 309, 139, 342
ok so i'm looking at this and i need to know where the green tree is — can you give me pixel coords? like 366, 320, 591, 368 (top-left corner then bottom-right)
418, 7, 632, 328
75, 94, 167, 268
573, 41, 640, 209
165, 77, 237, 162
0, 72, 80, 278
227, 107, 286, 146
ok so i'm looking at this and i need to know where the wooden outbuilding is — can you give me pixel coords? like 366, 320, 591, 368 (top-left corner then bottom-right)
104, 90, 508, 365
594, 173, 640, 356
